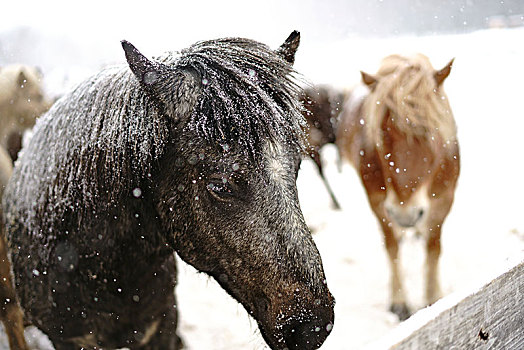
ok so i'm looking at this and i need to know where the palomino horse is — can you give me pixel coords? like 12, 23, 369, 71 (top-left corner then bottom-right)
3, 32, 334, 349
0, 64, 52, 161
300, 85, 346, 209
337, 54, 459, 320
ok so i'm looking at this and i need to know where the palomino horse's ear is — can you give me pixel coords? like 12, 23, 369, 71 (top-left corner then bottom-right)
122, 40, 165, 87
434, 58, 454, 86
360, 71, 377, 89
276, 31, 300, 64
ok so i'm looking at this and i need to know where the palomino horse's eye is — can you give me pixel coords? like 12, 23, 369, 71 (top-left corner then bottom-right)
206, 178, 235, 202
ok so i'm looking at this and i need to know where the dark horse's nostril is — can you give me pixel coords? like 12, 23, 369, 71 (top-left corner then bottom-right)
282, 319, 333, 350
417, 209, 424, 219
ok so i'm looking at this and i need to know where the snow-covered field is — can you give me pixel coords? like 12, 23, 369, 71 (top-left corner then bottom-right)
1, 24, 523, 350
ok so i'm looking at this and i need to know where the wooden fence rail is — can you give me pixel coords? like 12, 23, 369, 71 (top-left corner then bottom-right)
366, 259, 523, 350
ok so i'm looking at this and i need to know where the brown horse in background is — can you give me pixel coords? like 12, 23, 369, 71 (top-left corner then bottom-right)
301, 85, 346, 209
337, 54, 459, 320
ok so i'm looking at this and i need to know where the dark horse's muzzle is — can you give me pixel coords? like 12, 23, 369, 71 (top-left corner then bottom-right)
265, 288, 335, 350
281, 303, 335, 350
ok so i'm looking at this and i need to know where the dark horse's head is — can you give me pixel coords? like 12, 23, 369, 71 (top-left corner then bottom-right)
122, 32, 334, 349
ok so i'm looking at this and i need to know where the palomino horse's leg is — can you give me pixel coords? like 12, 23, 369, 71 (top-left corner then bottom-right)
360, 153, 410, 320
423, 192, 455, 306
425, 227, 442, 306
379, 218, 410, 320
309, 148, 341, 210
366, 189, 410, 320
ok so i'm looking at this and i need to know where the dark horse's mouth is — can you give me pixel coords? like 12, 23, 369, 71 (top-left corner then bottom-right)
281, 317, 334, 350
255, 299, 335, 350
259, 317, 334, 350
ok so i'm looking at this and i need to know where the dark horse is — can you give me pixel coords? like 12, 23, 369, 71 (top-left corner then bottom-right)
2, 32, 335, 349
300, 85, 346, 209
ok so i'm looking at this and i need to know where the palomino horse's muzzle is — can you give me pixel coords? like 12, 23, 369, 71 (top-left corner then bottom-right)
386, 205, 426, 228
384, 185, 430, 229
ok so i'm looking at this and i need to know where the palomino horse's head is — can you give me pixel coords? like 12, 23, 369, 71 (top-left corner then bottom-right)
0, 65, 51, 129
361, 54, 457, 234
0, 64, 52, 161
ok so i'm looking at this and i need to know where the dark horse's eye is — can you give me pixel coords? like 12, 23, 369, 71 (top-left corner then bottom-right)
293, 155, 302, 180
206, 177, 235, 202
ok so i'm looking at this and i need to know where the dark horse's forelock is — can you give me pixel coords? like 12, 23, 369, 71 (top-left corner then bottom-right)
170, 38, 308, 159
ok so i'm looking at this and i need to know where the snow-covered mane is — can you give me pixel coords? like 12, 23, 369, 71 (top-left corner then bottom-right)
176, 37, 307, 159
7, 37, 307, 229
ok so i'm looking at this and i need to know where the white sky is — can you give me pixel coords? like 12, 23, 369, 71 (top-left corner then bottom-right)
1, 0, 313, 52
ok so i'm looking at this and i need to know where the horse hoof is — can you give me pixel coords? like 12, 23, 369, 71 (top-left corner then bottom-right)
389, 303, 411, 321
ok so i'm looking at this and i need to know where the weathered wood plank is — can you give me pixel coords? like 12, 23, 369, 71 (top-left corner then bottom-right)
366, 259, 523, 350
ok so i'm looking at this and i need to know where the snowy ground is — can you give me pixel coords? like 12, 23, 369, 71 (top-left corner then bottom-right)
1, 28, 523, 349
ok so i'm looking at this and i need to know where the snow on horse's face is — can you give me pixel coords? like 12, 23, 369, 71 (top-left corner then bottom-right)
131, 34, 335, 350
156, 134, 334, 349
4, 33, 334, 350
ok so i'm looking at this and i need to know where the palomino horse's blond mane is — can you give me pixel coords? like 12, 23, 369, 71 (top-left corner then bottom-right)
363, 54, 457, 151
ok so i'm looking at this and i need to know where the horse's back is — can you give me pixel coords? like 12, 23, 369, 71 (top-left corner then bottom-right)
4, 65, 131, 215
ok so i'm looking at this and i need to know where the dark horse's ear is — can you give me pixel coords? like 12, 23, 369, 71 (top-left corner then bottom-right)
276, 31, 300, 64
361, 71, 377, 89
434, 58, 454, 86
121, 40, 166, 87
121, 40, 201, 122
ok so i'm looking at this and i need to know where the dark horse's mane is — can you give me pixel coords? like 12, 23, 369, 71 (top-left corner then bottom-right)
6, 37, 306, 234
